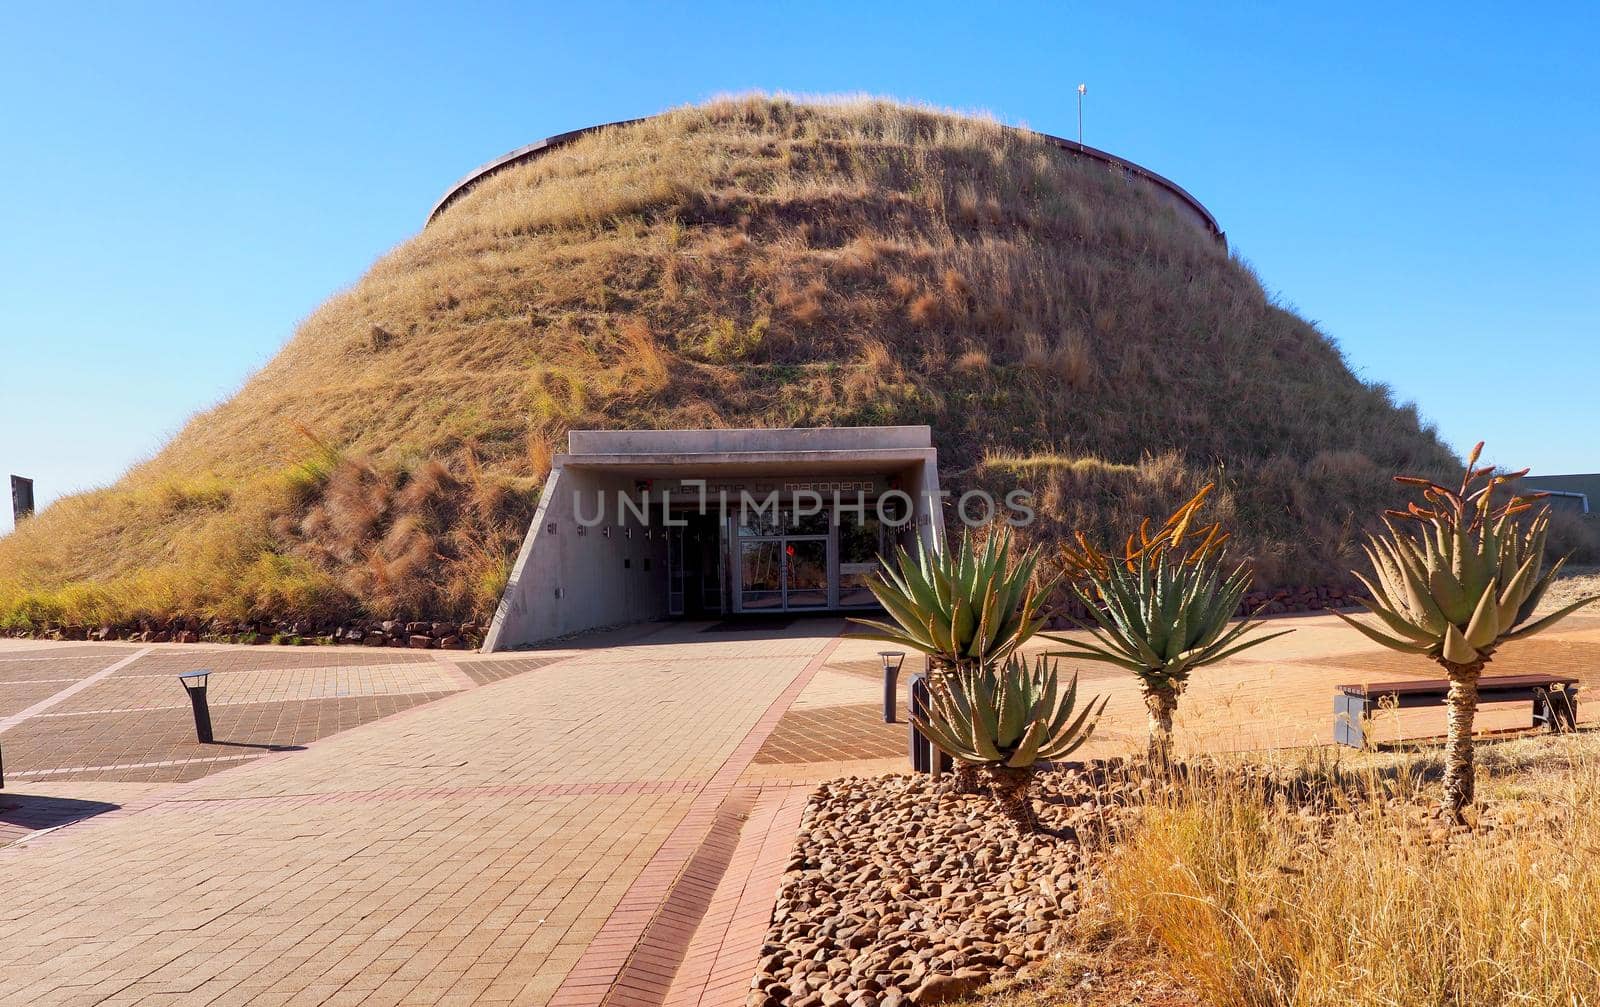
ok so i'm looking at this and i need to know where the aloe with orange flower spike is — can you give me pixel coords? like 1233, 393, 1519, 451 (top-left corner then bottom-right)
1048, 485, 1288, 763
1335, 442, 1599, 813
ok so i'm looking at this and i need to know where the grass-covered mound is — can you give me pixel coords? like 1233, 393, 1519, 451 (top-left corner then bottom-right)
1, 95, 1504, 633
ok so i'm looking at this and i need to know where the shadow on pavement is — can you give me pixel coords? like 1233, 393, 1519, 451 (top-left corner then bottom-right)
0, 792, 121, 835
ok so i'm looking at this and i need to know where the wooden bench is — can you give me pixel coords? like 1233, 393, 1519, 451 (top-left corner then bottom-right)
1334, 674, 1579, 748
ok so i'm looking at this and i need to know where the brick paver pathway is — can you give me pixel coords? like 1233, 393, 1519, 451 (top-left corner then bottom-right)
0, 622, 843, 1007
0, 646, 467, 787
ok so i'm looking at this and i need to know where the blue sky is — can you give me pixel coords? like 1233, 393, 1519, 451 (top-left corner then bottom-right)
2, 2, 1596, 532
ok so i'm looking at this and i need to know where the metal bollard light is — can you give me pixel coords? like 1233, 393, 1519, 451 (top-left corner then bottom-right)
178, 670, 214, 744
907, 671, 952, 776
878, 650, 906, 723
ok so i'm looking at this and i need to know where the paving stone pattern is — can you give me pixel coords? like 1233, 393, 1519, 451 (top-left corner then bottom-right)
0, 625, 842, 1006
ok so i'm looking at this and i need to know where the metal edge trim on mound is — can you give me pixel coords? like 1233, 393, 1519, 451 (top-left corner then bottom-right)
424, 114, 1225, 247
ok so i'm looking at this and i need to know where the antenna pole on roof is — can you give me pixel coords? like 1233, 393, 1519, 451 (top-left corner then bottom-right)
1076, 83, 1087, 146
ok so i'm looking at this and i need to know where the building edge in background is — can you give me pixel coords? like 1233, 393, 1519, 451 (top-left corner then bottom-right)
10, 475, 34, 526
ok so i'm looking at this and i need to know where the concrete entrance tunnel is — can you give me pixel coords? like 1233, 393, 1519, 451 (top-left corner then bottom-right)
481, 427, 946, 650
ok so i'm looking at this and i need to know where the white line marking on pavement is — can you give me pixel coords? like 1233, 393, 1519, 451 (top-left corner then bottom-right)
33, 685, 465, 718
0, 678, 86, 686
0, 653, 138, 662
8, 754, 259, 779
0, 647, 153, 734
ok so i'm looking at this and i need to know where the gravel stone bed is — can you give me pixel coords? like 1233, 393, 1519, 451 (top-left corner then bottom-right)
751, 769, 1125, 1007
751, 760, 1550, 1007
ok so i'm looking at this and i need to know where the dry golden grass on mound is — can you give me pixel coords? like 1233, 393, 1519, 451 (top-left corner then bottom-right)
1026, 734, 1600, 1007
8, 93, 1581, 630
0, 437, 537, 628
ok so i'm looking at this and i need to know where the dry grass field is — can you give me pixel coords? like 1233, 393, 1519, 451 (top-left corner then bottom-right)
969, 731, 1600, 1007
2, 95, 1589, 631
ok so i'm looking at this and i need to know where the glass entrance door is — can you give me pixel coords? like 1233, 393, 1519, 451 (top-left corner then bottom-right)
739, 540, 784, 611
730, 501, 894, 613
783, 539, 829, 608
738, 537, 830, 611
666, 526, 685, 616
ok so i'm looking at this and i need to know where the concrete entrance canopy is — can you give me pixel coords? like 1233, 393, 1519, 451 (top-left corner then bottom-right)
483, 426, 944, 651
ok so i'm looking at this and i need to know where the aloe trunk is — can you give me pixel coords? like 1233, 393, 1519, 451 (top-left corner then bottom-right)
984, 765, 1037, 830
1442, 661, 1483, 808
1142, 682, 1178, 764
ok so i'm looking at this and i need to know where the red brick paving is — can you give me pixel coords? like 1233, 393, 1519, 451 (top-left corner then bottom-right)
455, 654, 571, 686
0, 790, 124, 848
4, 693, 456, 783
754, 702, 903, 764
549, 637, 841, 1007
0, 678, 79, 718
0, 644, 561, 828
661, 785, 811, 1007
0, 624, 845, 1006
0, 647, 151, 729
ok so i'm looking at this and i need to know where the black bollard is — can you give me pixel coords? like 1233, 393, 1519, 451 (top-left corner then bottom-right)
907, 671, 952, 775
178, 670, 214, 743
878, 650, 906, 723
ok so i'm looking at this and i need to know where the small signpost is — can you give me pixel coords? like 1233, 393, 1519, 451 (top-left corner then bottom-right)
10, 475, 34, 524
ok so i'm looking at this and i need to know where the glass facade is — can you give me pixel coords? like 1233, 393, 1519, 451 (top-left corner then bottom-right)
738, 540, 784, 610
730, 498, 901, 612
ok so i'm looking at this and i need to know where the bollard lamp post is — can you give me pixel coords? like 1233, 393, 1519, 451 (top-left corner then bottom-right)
178, 670, 214, 744
907, 671, 953, 777
878, 650, 907, 723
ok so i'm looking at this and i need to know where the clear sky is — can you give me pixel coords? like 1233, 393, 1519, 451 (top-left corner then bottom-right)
2, 2, 1596, 532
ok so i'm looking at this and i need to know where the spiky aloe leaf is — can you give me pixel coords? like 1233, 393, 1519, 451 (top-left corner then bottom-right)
1331, 608, 1434, 654
1047, 547, 1288, 686
1501, 594, 1600, 642
912, 657, 1106, 769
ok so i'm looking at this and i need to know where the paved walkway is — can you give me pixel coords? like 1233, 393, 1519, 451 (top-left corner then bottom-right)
0, 622, 841, 1007
3, 609, 1597, 1007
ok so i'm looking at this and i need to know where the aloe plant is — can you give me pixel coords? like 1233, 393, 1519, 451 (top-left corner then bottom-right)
852, 528, 1053, 672
1335, 443, 1599, 812
852, 528, 1055, 792
1046, 486, 1289, 762
911, 654, 1107, 830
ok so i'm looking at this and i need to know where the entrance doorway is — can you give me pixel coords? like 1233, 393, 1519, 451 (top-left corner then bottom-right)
737, 535, 830, 611
666, 511, 725, 617
730, 501, 902, 613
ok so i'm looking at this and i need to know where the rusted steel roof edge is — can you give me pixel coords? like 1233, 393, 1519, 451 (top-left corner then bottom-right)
424, 114, 1225, 248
